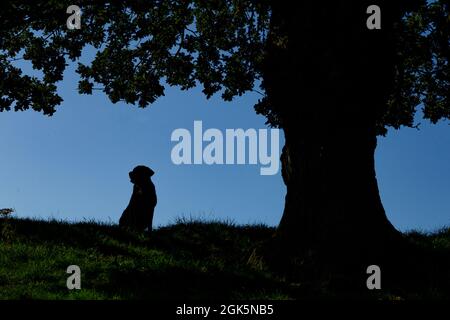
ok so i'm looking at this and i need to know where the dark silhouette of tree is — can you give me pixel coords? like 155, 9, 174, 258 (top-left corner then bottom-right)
1, 1, 448, 276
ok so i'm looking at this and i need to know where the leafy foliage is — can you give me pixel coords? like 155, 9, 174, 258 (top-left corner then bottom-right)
0, 0, 270, 114
0, 0, 448, 133
383, 0, 449, 132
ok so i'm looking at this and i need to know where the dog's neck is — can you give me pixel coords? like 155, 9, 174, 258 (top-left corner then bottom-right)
134, 182, 151, 193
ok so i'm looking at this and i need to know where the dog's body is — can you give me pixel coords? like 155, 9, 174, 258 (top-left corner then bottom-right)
119, 166, 157, 232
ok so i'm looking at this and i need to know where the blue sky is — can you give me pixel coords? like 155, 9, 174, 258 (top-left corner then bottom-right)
0, 57, 448, 232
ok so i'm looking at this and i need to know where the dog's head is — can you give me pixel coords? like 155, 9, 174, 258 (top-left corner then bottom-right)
129, 165, 154, 185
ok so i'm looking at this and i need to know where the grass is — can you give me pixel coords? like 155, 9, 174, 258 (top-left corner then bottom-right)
0, 214, 449, 300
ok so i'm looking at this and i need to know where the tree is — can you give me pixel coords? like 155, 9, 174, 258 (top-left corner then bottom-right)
1, 0, 448, 276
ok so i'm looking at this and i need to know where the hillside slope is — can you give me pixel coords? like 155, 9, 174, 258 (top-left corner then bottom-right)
0, 217, 449, 300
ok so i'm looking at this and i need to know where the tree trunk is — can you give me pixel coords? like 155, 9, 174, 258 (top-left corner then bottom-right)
249, 1, 409, 280
276, 120, 402, 257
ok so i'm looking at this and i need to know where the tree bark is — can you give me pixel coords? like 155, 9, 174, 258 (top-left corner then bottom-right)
249, 1, 409, 278
276, 120, 402, 255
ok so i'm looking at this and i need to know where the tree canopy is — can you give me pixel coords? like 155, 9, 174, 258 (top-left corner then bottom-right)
0, 0, 448, 134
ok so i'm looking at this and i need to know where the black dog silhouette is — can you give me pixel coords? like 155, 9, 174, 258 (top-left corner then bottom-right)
119, 165, 157, 232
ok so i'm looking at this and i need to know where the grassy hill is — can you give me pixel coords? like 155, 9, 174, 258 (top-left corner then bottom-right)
0, 215, 449, 300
